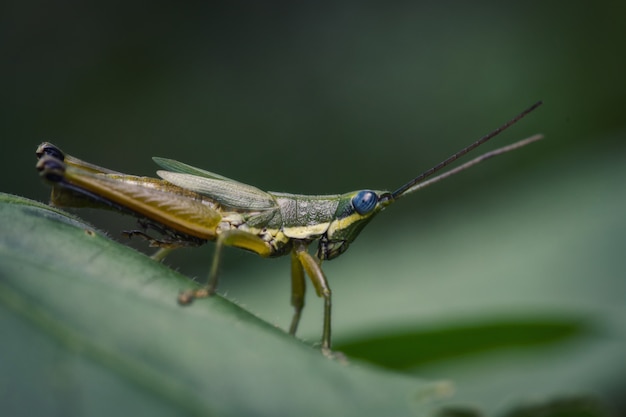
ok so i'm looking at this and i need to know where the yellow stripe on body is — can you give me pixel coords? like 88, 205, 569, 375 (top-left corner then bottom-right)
325, 212, 366, 237
282, 222, 331, 239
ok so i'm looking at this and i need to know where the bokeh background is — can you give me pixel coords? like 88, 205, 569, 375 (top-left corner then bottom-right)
2, 1, 625, 414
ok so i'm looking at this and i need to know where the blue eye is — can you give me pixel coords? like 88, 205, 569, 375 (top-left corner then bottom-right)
352, 190, 378, 215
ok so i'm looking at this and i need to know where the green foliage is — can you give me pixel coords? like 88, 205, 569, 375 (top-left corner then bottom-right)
0, 189, 622, 417
335, 319, 586, 370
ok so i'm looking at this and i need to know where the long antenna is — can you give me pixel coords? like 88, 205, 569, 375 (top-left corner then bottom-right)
391, 101, 542, 199
399, 134, 543, 196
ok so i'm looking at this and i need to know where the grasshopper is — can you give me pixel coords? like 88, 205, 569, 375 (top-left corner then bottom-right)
36, 101, 542, 351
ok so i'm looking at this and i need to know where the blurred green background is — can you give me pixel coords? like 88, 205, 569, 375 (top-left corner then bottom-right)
2, 0, 625, 414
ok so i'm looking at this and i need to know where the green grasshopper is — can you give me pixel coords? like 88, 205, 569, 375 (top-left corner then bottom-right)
36, 101, 542, 351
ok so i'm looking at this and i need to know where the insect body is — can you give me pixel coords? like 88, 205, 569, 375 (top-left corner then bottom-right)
36, 102, 542, 351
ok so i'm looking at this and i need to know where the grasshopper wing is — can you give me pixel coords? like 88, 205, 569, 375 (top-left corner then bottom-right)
157, 171, 277, 211
153, 157, 240, 183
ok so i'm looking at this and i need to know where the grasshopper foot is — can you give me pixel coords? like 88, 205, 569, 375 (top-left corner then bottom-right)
177, 288, 214, 305
321, 347, 348, 363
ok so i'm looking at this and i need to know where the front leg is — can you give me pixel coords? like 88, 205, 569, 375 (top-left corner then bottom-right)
292, 242, 332, 351
289, 251, 306, 335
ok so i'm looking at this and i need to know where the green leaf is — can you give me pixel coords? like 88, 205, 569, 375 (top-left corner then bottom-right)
335, 318, 588, 370
0, 193, 446, 417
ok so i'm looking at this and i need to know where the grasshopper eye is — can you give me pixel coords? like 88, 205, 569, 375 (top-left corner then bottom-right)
352, 190, 378, 215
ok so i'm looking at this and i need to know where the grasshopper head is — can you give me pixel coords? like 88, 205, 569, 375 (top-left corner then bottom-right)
317, 189, 393, 260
